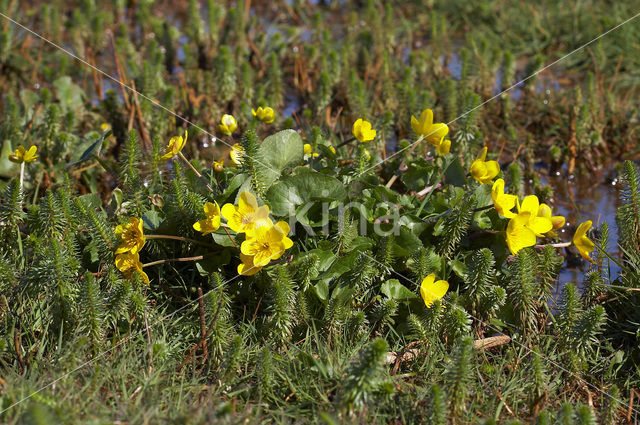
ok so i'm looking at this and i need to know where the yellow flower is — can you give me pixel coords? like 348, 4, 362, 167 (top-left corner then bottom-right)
420, 273, 449, 308
411, 108, 449, 146
363, 148, 371, 161
304, 144, 319, 158
352, 118, 376, 143
115, 217, 146, 255
537, 203, 566, 237
506, 211, 537, 255
573, 220, 595, 264
221, 191, 270, 234
491, 179, 517, 218
470, 147, 500, 184
229, 143, 245, 166
252, 106, 276, 124
115, 252, 150, 285
159, 131, 188, 161
193, 201, 221, 235
213, 160, 224, 172
238, 253, 263, 276
517, 195, 553, 236
100, 123, 111, 132
240, 221, 293, 267
437, 139, 451, 155
218, 114, 238, 136
7, 145, 38, 164
329, 145, 336, 154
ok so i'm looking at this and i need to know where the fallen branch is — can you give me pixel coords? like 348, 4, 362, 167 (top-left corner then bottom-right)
385, 335, 511, 365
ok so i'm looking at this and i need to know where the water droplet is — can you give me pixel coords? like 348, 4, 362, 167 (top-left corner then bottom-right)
34, 83, 40, 89
203, 142, 209, 148
545, 89, 551, 95
543, 99, 548, 104
292, 46, 299, 53
528, 179, 533, 184
143, 180, 150, 188
555, 171, 561, 176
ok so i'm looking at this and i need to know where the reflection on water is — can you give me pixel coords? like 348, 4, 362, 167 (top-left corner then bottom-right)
545, 165, 621, 297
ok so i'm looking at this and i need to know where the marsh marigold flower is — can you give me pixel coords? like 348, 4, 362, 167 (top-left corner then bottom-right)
159, 131, 187, 161
238, 253, 263, 276
252, 106, 276, 124
240, 221, 293, 267
537, 203, 565, 237
115, 252, 150, 285
411, 108, 449, 146
352, 118, 376, 143
115, 217, 146, 255
420, 273, 449, 308
7, 145, 38, 164
213, 160, 224, 172
517, 195, 553, 236
506, 211, 537, 255
491, 179, 517, 218
229, 143, 245, 166
573, 220, 595, 263
221, 191, 270, 234
470, 147, 500, 184
437, 139, 451, 155
100, 123, 111, 132
218, 114, 238, 136
193, 201, 222, 235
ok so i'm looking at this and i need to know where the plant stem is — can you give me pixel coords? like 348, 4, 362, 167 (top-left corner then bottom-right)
19, 162, 24, 190
142, 255, 204, 268
385, 135, 425, 188
178, 152, 215, 193
222, 226, 239, 248
534, 242, 571, 249
416, 157, 452, 216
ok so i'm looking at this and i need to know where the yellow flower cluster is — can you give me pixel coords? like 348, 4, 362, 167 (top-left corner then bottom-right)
411, 108, 451, 155
217, 191, 293, 276
492, 179, 594, 261
252, 106, 276, 124
114, 217, 149, 284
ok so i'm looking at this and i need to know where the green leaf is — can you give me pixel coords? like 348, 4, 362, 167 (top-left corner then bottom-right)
265, 168, 346, 217
444, 157, 466, 187
380, 279, 417, 300
53, 76, 85, 113
313, 280, 329, 303
66, 129, 112, 167
195, 251, 232, 276
393, 226, 423, 257
258, 129, 304, 188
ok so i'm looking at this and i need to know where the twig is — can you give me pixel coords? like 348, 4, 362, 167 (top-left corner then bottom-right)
142, 255, 204, 268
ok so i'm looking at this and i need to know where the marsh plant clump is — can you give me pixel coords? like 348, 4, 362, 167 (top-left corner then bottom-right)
0, 0, 640, 423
